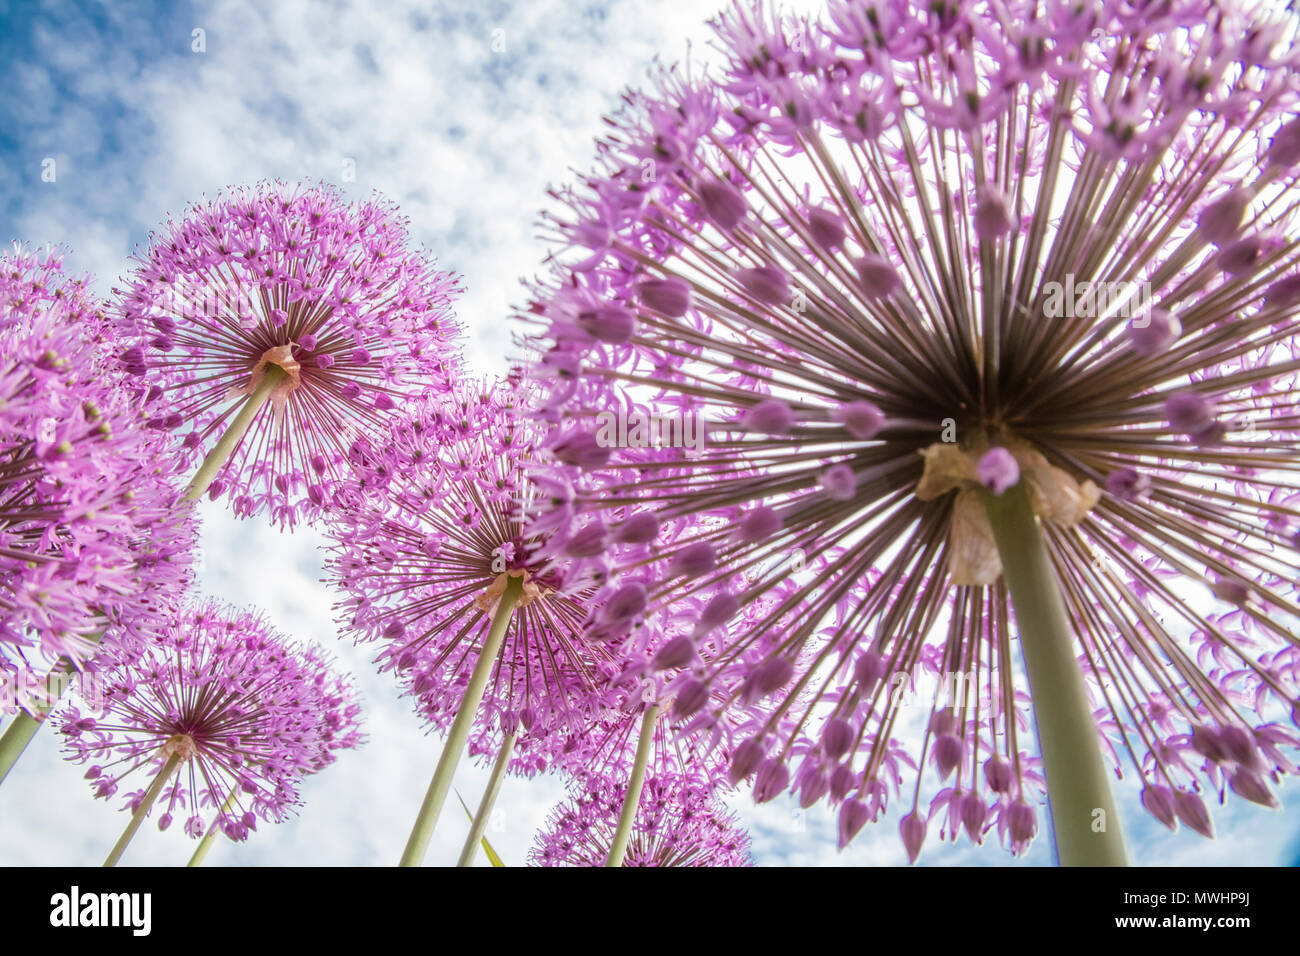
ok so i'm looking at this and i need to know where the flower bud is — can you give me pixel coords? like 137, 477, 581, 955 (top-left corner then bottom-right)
822, 717, 856, 760
1105, 467, 1151, 501
1267, 116, 1300, 168
832, 400, 884, 439
695, 593, 740, 635
854, 253, 901, 299
577, 304, 637, 344
753, 757, 791, 803
1007, 800, 1037, 850
1218, 724, 1258, 768
829, 762, 857, 800
1196, 188, 1250, 245
933, 733, 963, 780
1140, 784, 1178, 830
820, 463, 857, 501
754, 656, 795, 695
671, 677, 711, 718
799, 769, 830, 808
729, 737, 766, 784
854, 651, 885, 692
807, 206, 846, 249
974, 185, 1015, 240
698, 179, 748, 230
652, 635, 697, 670
1165, 393, 1215, 434
550, 430, 611, 469
1191, 723, 1228, 763
984, 756, 1013, 793
1215, 235, 1261, 275
669, 541, 717, 578
736, 505, 782, 544
961, 793, 988, 843
1265, 274, 1300, 310
838, 798, 871, 848
564, 522, 608, 558
929, 708, 955, 736
899, 812, 927, 864
1229, 768, 1278, 808
614, 511, 660, 544
636, 277, 692, 317
1174, 789, 1215, 838
601, 583, 647, 623
1129, 308, 1181, 355
733, 266, 791, 306
742, 398, 795, 435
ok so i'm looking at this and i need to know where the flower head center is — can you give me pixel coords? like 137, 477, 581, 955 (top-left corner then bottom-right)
229, 345, 302, 418
160, 733, 198, 763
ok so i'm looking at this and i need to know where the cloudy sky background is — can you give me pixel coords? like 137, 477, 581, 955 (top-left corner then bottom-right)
1, 0, 1298, 867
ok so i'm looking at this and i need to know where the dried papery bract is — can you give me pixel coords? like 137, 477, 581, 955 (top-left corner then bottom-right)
113, 181, 462, 528
524, 0, 1300, 864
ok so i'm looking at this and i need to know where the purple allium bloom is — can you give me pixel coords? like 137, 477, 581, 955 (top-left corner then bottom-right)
0, 248, 196, 710
112, 182, 462, 528
325, 378, 611, 756
61, 600, 362, 840
530, 774, 754, 867
522, 0, 1300, 860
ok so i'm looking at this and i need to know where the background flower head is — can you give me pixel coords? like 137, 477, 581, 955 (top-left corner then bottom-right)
530, 771, 754, 866
113, 181, 463, 527
61, 599, 363, 841
1, 246, 196, 713
326, 377, 614, 759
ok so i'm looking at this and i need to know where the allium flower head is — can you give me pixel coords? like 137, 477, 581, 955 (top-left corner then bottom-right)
113, 181, 462, 527
326, 377, 612, 754
61, 600, 362, 841
1, 247, 195, 711
525, 0, 1300, 860
530, 773, 754, 867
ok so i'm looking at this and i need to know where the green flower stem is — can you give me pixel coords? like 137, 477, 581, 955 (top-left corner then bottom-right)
0, 637, 102, 786
103, 752, 184, 868
982, 481, 1128, 866
604, 702, 662, 868
186, 784, 242, 867
455, 731, 516, 867
0, 712, 46, 788
398, 575, 524, 867
183, 365, 286, 503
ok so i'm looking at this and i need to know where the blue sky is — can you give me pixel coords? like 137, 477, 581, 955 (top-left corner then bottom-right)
0, 0, 1297, 867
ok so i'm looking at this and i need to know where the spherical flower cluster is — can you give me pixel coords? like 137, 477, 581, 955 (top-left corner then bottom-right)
530, 773, 754, 867
113, 181, 463, 527
61, 600, 362, 841
524, 0, 1300, 860
326, 378, 611, 758
0, 247, 195, 712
